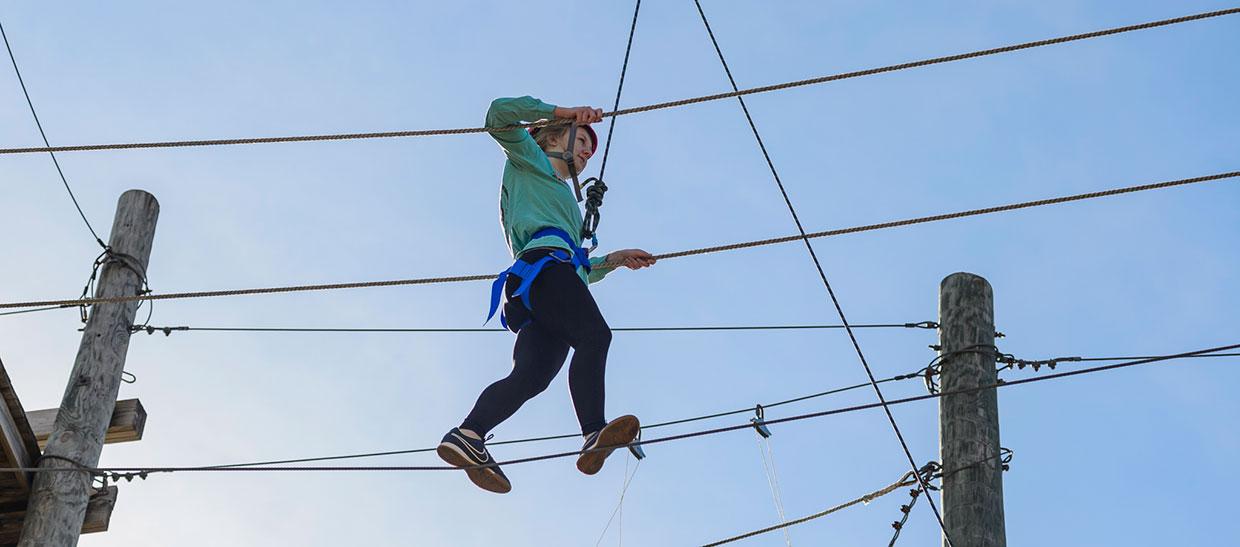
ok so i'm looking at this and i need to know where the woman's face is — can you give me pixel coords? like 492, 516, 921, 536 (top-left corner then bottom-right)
549, 129, 595, 170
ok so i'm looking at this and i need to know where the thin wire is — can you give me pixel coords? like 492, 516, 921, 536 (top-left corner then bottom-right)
7, 342, 1237, 476
1, 8, 1235, 156
765, 439, 790, 545
0, 305, 67, 317
595, 456, 641, 547
755, 434, 792, 547
597, 0, 641, 181
705, 470, 922, 547
0, 168, 1230, 311
691, 0, 949, 539
1, 19, 107, 248
130, 321, 935, 335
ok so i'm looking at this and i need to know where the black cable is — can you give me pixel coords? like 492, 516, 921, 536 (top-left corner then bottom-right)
130, 321, 937, 335
0, 19, 106, 249
202, 367, 929, 469
597, 0, 641, 181
10, 342, 1235, 476
690, 1, 951, 540
1075, 353, 1240, 361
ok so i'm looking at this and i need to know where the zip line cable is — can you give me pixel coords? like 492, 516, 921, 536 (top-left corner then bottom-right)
691, 0, 949, 538
13, 343, 1233, 478
0, 19, 106, 248
0, 7, 1235, 156
597, 0, 641, 181
128, 321, 938, 335
0, 169, 1231, 311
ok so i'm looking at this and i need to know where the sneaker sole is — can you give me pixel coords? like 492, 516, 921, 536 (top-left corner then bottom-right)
577, 415, 640, 476
437, 443, 512, 494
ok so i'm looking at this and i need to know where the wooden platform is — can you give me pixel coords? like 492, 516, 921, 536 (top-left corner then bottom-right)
0, 357, 135, 545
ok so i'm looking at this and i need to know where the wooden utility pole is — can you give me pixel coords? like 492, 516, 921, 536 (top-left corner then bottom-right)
19, 190, 158, 547
938, 272, 1005, 547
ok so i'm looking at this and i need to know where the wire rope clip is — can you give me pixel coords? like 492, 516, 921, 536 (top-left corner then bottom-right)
627, 429, 646, 460
751, 404, 773, 438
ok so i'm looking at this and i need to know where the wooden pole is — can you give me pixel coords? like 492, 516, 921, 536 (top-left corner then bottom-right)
19, 190, 158, 547
938, 272, 1005, 547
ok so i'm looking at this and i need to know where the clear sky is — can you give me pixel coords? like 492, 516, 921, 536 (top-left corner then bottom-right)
1, 1, 1237, 545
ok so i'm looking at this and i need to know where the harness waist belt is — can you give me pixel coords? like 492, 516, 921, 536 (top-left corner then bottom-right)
485, 227, 592, 331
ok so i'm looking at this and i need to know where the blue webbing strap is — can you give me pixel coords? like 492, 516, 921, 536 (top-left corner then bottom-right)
486, 226, 593, 329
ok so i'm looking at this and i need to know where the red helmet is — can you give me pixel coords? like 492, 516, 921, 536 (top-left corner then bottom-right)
529, 123, 598, 154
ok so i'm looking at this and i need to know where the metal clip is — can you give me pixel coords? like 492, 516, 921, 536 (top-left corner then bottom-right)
751, 404, 772, 438
627, 429, 646, 460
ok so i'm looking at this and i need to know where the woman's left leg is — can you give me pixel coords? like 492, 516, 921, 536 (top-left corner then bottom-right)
523, 259, 613, 435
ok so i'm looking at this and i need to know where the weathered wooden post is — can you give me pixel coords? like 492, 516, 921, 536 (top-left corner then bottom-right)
938, 272, 1005, 547
19, 190, 158, 547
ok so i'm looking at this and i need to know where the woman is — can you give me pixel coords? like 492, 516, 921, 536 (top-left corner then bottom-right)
437, 96, 656, 494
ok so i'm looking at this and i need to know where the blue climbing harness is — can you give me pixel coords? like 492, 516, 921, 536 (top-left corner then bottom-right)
486, 227, 592, 331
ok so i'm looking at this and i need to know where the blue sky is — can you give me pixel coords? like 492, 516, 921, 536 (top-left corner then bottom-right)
1, 1, 1237, 545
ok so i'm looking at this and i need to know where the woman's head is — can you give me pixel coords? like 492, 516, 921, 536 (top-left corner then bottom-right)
532, 124, 597, 171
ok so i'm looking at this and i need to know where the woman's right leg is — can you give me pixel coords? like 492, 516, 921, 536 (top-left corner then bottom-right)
460, 318, 570, 437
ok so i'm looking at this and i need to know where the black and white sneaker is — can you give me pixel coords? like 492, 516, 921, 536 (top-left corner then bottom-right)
437, 428, 512, 494
577, 415, 641, 476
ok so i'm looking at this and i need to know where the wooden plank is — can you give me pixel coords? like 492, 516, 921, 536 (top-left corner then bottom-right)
29, 399, 146, 450
0, 389, 32, 492
0, 357, 41, 494
81, 486, 118, 534
0, 486, 118, 545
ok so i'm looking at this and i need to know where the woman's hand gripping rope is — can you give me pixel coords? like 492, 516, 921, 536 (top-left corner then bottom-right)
605, 249, 656, 270
553, 106, 604, 124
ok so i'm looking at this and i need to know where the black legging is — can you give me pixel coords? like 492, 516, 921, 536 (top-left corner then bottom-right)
461, 248, 612, 436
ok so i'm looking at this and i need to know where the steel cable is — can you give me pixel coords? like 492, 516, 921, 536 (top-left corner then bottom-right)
4, 344, 1232, 479
691, 0, 949, 537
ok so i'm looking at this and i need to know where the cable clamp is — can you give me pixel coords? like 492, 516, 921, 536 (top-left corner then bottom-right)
627, 429, 646, 460
107, 471, 149, 483
751, 404, 772, 438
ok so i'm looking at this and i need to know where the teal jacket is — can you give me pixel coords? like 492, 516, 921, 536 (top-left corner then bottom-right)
486, 96, 615, 284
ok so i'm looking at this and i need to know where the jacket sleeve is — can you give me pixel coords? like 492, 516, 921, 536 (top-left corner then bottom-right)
485, 96, 558, 173
586, 256, 617, 284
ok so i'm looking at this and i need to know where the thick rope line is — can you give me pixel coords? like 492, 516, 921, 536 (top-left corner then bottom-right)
691, 0, 949, 537
0, 169, 1230, 311
597, 0, 641, 181
0, 19, 106, 247
4, 343, 1235, 476
0, 8, 1235, 156
654, 170, 1238, 257
131, 321, 934, 334
704, 472, 920, 547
